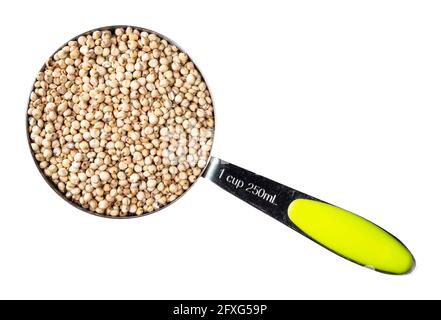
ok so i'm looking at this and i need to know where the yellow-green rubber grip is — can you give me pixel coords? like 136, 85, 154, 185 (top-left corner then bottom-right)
288, 199, 414, 274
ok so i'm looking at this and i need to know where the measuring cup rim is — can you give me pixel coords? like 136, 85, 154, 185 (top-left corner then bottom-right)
25, 25, 217, 219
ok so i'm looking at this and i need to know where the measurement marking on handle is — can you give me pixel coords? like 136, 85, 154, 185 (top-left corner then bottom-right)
217, 169, 277, 206
218, 168, 225, 180
245, 182, 277, 204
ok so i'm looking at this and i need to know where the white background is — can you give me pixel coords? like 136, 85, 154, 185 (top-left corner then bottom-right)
0, 0, 440, 299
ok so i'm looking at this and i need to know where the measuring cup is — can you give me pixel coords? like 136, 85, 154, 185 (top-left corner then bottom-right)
27, 26, 415, 275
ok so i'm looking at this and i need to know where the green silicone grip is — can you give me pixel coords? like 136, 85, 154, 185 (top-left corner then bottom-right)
288, 199, 414, 274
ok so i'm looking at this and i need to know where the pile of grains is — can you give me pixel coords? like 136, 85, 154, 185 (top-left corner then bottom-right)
27, 27, 214, 216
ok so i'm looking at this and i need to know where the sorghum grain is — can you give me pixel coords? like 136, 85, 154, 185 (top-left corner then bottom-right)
28, 27, 214, 216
